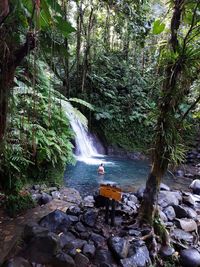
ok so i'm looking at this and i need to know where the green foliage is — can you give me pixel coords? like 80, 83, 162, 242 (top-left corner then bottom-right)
152, 19, 165, 34
5, 193, 35, 217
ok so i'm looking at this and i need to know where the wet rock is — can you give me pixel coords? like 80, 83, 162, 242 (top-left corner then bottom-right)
108, 236, 129, 259
128, 194, 138, 204
75, 222, 86, 232
175, 170, 184, 177
68, 215, 79, 224
159, 245, 175, 259
128, 229, 141, 237
31, 193, 42, 203
74, 253, 89, 267
121, 204, 136, 215
66, 205, 81, 216
171, 229, 194, 243
79, 231, 90, 240
158, 191, 181, 208
52, 252, 75, 267
180, 248, 200, 267
175, 218, 197, 232
81, 210, 98, 227
163, 206, 176, 221
90, 233, 105, 247
59, 232, 76, 248
23, 223, 49, 242
83, 243, 96, 258
23, 232, 60, 263
39, 210, 71, 233
39, 193, 52, 205
51, 191, 61, 199
2, 257, 32, 267
160, 183, 170, 191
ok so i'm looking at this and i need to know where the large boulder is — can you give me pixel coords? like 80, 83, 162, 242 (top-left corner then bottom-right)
23, 223, 49, 242
174, 218, 197, 232
39, 210, 71, 233
94, 249, 115, 266
108, 236, 129, 259
23, 232, 60, 264
180, 248, 200, 267
189, 180, 200, 195
59, 232, 76, 248
173, 205, 197, 219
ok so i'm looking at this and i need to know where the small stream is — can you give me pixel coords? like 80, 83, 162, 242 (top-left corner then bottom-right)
64, 156, 191, 196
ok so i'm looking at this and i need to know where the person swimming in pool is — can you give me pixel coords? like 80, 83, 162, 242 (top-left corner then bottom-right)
97, 163, 105, 175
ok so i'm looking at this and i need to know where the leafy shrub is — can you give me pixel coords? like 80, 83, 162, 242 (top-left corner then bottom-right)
5, 193, 35, 217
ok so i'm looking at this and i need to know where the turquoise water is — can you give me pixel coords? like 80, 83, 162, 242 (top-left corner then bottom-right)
64, 156, 190, 196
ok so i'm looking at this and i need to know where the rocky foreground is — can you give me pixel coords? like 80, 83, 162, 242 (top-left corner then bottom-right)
2, 183, 200, 267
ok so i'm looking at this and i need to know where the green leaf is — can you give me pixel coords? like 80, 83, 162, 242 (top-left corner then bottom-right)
55, 16, 76, 37
152, 19, 165, 35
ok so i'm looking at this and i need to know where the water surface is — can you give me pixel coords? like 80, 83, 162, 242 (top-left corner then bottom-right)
64, 156, 191, 196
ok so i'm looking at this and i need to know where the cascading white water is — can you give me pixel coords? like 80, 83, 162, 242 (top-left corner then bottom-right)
61, 100, 104, 163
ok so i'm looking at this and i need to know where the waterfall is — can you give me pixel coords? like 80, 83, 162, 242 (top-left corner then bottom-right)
61, 100, 104, 163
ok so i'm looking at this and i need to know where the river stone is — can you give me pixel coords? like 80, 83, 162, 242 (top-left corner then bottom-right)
74, 253, 89, 267
128, 194, 138, 204
180, 248, 200, 267
122, 241, 151, 267
74, 221, 86, 232
52, 252, 75, 267
39, 193, 52, 205
59, 232, 76, 248
136, 186, 145, 200
64, 239, 87, 251
173, 205, 197, 219
159, 210, 168, 222
23, 223, 49, 242
90, 233, 105, 247
31, 193, 42, 203
163, 206, 176, 221
175, 218, 197, 232
66, 205, 81, 216
108, 236, 129, 259
2, 257, 32, 267
158, 191, 181, 208
60, 188, 82, 204
189, 180, 200, 195
83, 243, 96, 258
39, 210, 71, 233
24, 232, 60, 263
68, 215, 79, 224
171, 229, 194, 243
81, 210, 98, 227
160, 183, 170, 191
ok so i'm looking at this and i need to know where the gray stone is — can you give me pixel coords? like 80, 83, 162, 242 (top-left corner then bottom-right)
32, 185, 40, 190
31, 193, 42, 203
90, 233, 105, 247
158, 191, 181, 208
40, 193, 52, 205
128, 194, 138, 204
59, 232, 76, 248
60, 188, 82, 204
159, 210, 168, 222
163, 206, 176, 221
173, 205, 198, 219
81, 210, 98, 227
122, 242, 151, 267
64, 239, 87, 251
2, 257, 32, 267
171, 229, 194, 243
136, 186, 145, 200
39, 210, 71, 233
160, 183, 170, 191
83, 243, 96, 258
75, 222, 86, 232
66, 205, 81, 216
189, 180, 200, 195
108, 236, 129, 259
74, 253, 89, 267
175, 218, 197, 232
94, 249, 114, 266
68, 215, 79, 223
180, 248, 200, 267
51, 191, 61, 199
52, 252, 75, 267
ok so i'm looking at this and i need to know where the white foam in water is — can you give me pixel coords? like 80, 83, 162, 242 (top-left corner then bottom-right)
76, 155, 115, 165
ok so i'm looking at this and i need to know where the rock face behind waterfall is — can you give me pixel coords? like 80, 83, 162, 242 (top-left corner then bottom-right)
2, 184, 200, 267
